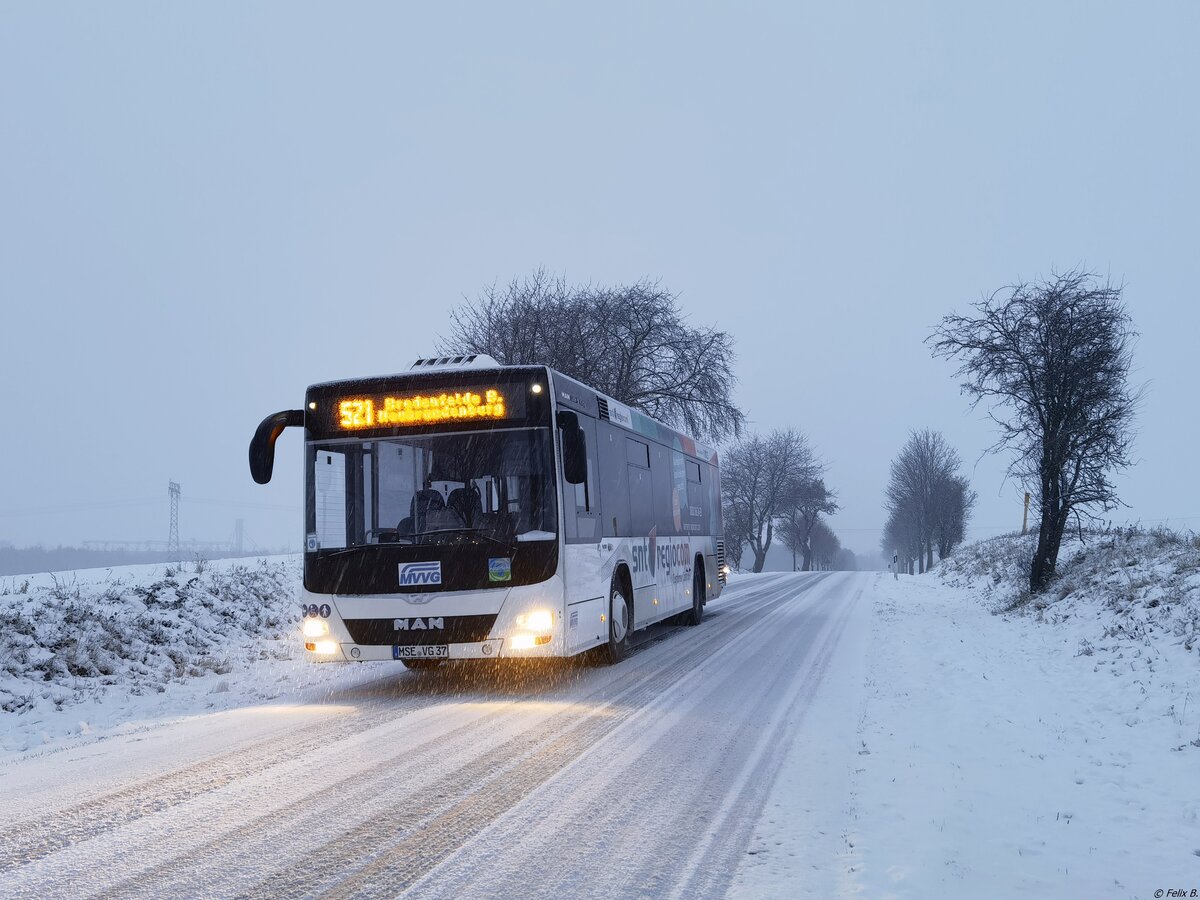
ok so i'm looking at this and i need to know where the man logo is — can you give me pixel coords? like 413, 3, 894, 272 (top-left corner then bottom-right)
399, 561, 442, 586
394, 617, 444, 631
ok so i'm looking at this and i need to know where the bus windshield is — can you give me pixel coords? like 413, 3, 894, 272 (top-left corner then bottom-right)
306, 428, 557, 550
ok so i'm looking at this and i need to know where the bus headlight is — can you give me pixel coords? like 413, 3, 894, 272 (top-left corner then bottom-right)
509, 633, 552, 651
303, 619, 329, 638
307, 640, 338, 655
515, 609, 554, 632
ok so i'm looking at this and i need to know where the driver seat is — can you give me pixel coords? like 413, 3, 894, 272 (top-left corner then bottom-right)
446, 485, 482, 527
398, 489, 445, 536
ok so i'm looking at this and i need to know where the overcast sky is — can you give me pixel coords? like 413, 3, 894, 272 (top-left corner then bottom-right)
2, 2, 1197, 557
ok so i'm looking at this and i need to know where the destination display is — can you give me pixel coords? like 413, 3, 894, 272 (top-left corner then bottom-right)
333, 387, 520, 430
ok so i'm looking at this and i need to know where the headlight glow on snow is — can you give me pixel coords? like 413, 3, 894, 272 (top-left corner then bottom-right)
303, 619, 329, 638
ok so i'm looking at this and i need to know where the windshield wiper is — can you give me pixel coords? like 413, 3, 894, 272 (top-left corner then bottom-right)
314, 529, 520, 553
318, 544, 411, 558
414, 528, 513, 547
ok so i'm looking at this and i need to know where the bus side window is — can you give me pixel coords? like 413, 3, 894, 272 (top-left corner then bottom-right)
707, 462, 723, 535
685, 458, 705, 531
597, 423, 629, 537
627, 439, 653, 536
564, 415, 600, 541
653, 445, 676, 536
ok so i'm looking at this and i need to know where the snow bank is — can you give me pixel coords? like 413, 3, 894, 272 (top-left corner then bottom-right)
0, 557, 377, 756
939, 526, 1200, 665
0, 558, 298, 716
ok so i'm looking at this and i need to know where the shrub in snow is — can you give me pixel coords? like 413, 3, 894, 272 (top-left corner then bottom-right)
0, 559, 300, 714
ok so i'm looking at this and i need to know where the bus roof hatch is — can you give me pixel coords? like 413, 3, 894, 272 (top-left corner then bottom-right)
410, 354, 501, 371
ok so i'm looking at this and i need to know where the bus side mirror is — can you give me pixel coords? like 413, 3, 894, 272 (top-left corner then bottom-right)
556, 411, 587, 485
249, 409, 304, 484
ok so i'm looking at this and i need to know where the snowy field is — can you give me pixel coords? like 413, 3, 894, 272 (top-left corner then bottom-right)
1, 544, 1198, 898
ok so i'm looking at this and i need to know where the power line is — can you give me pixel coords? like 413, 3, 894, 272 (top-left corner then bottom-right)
0, 499, 160, 517
0, 496, 300, 517
830, 524, 1020, 533
183, 497, 301, 512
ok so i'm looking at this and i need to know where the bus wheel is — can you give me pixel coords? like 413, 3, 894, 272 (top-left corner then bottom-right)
599, 579, 632, 664
684, 566, 705, 626
402, 659, 445, 671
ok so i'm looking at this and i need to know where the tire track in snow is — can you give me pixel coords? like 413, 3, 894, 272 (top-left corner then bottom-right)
0, 686, 443, 871
667, 577, 861, 899
401, 573, 857, 900
77, 703, 540, 900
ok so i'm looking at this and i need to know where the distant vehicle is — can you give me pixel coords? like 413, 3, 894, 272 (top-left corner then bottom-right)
249, 355, 726, 668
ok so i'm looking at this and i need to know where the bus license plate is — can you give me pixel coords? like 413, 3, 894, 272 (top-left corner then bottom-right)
393, 645, 448, 660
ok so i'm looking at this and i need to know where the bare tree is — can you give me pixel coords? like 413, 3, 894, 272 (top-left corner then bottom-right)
932, 475, 976, 560
808, 519, 841, 570
776, 512, 804, 571
882, 508, 923, 575
787, 478, 839, 571
721, 494, 752, 571
441, 269, 745, 441
883, 430, 966, 572
722, 429, 818, 573
930, 269, 1139, 592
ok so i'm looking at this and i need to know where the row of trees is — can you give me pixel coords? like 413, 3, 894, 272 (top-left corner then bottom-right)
882, 430, 976, 574
720, 429, 839, 573
446, 264, 1139, 591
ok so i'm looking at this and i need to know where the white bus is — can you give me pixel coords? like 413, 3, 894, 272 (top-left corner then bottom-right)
249, 355, 726, 668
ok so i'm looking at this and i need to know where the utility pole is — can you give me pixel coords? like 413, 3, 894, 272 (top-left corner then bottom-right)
1021, 492, 1031, 535
168, 481, 181, 559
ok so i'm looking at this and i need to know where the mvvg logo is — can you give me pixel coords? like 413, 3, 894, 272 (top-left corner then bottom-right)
399, 561, 442, 586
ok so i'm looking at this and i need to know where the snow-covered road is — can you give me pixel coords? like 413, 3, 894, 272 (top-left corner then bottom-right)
0, 572, 866, 899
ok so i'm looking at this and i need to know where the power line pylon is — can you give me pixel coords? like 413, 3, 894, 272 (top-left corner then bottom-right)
168, 481, 181, 559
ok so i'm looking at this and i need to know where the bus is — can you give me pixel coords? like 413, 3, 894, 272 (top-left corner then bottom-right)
248, 355, 726, 668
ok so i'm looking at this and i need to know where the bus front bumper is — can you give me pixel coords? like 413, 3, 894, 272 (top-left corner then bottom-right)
305, 636, 562, 662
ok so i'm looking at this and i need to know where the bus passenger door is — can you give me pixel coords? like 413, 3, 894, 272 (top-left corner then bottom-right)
314, 449, 347, 549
